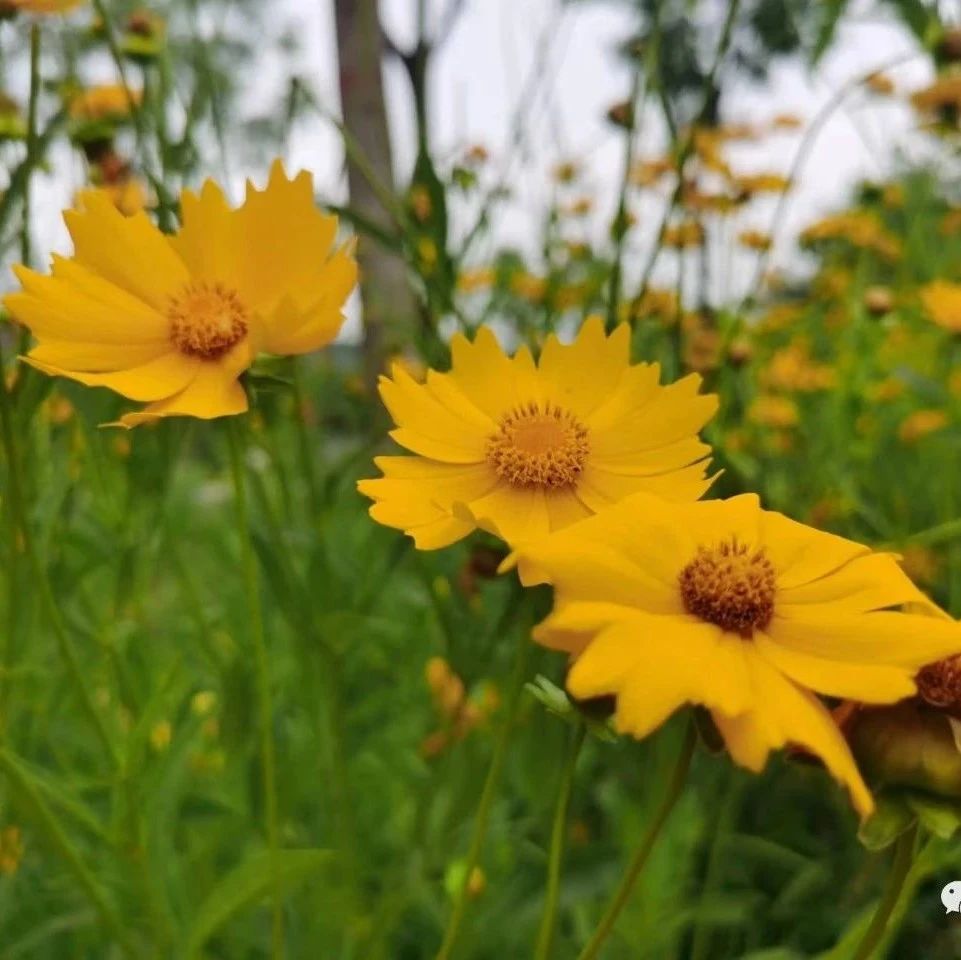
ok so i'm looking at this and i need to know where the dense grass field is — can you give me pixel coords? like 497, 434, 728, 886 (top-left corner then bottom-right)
2, 1, 961, 958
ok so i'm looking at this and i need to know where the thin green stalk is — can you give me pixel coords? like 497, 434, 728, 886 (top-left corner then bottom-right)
0, 338, 20, 719
575, 720, 697, 960
738, 50, 921, 311
606, 65, 643, 332
434, 618, 532, 960
0, 748, 131, 951
20, 22, 40, 268
226, 419, 284, 960
0, 340, 117, 764
851, 824, 918, 960
89, 0, 174, 228
629, 0, 742, 316
533, 722, 587, 960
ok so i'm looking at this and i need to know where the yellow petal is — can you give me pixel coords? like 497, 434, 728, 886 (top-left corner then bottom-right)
523, 539, 682, 614
8, 261, 170, 344
539, 317, 630, 417
565, 613, 752, 738
358, 459, 498, 528
115, 364, 248, 427
170, 179, 241, 282
24, 351, 198, 401
715, 654, 874, 818
754, 632, 916, 702
233, 161, 339, 316
463, 484, 550, 546
260, 247, 357, 355
767, 608, 961, 668
575, 460, 713, 510
379, 366, 488, 463
447, 326, 542, 420
589, 372, 718, 455
762, 510, 870, 590
27, 338, 168, 372
777, 551, 936, 614
63, 191, 189, 310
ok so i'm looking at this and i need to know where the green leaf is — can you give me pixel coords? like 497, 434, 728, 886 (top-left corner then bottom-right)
185, 848, 335, 957
811, 0, 850, 64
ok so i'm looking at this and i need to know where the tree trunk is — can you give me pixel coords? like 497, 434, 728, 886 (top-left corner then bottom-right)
334, 0, 414, 391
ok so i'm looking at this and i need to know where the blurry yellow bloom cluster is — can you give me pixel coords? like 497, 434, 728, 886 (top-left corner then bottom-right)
761, 342, 835, 392
921, 279, 961, 333
0, 0, 83, 14
663, 220, 705, 249
68, 84, 141, 122
898, 409, 949, 443
801, 211, 901, 261
0, 826, 23, 876
421, 657, 499, 759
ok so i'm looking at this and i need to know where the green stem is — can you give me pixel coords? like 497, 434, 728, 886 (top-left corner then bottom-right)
0, 340, 117, 764
20, 22, 40, 268
434, 620, 531, 960
533, 722, 587, 960
0, 748, 131, 951
226, 419, 284, 960
851, 824, 918, 960
574, 721, 697, 960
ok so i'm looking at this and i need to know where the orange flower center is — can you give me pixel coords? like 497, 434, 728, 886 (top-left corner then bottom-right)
679, 537, 776, 638
167, 281, 249, 360
916, 655, 961, 713
486, 402, 589, 489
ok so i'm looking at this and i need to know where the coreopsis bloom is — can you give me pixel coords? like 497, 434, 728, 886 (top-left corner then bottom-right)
737, 229, 772, 252
0, 0, 83, 14
359, 318, 717, 550
732, 173, 791, 195
68, 84, 141, 122
801, 211, 901, 261
514, 492, 961, 816
898, 409, 949, 443
921, 279, 961, 333
748, 394, 798, 428
5, 161, 357, 426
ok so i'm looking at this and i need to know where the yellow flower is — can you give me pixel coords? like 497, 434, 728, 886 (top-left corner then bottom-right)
748, 394, 798, 428
911, 73, 961, 115
732, 173, 791, 195
68, 84, 141, 122
737, 229, 772, 252
921, 279, 961, 333
761, 343, 835, 392
866, 72, 895, 96
514, 492, 961, 817
0, 826, 23, 876
1, 0, 83, 14
770, 113, 803, 131
359, 317, 717, 550
5, 161, 357, 427
898, 409, 948, 443
801, 212, 901, 261
630, 157, 673, 187
456, 267, 495, 294
663, 220, 704, 249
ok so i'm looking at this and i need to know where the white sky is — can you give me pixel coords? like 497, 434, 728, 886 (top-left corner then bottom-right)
16, 0, 940, 335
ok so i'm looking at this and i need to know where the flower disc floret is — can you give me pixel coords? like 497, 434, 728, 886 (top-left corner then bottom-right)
679, 538, 776, 637
486, 402, 589, 489
168, 281, 249, 360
